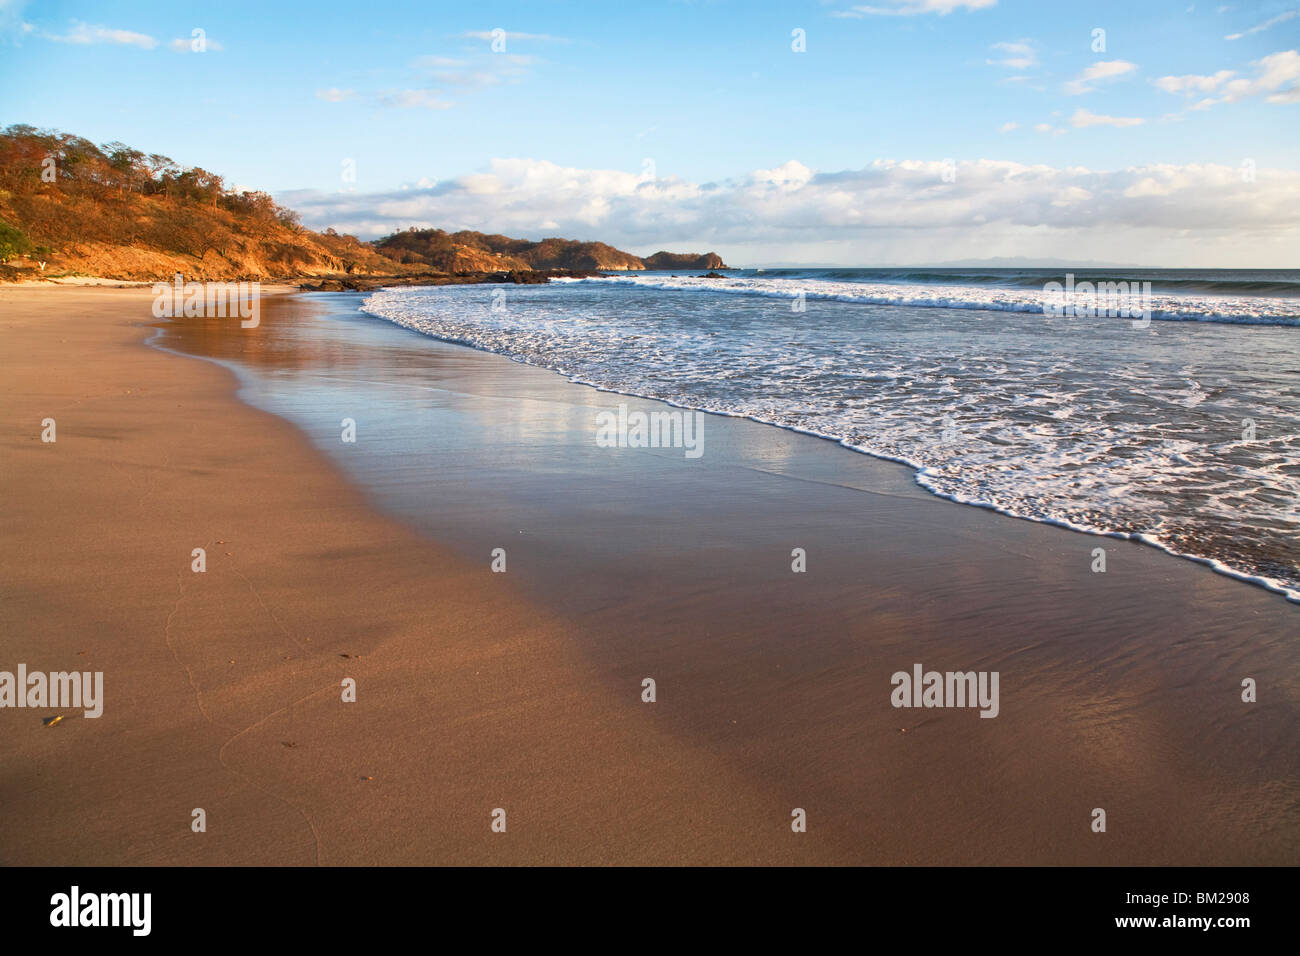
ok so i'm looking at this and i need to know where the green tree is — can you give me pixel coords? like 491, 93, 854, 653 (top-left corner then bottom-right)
0, 220, 31, 262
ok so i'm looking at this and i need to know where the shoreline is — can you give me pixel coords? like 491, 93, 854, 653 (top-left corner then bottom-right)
3, 285, 1297, 865
356, 292, 1300, 607
0, 271, 611, 292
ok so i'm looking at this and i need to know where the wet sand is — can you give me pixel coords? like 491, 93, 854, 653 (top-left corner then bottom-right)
1, 285, 1297, 865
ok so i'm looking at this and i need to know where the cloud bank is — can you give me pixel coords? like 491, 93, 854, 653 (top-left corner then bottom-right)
279, 157, 1300, 266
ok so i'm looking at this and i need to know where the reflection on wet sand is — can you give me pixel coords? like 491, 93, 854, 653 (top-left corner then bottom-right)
154, 291, 1300, 865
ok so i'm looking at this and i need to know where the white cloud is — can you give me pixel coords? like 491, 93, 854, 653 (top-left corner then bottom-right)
751, 160, 815, 188
426, 70, 503, 89
1064, 59, 1138, 95
1051, 186, 1093, 206
1255, 48, 1300, 95
998, 121, 1018, 132
1154, 69, 1236, 93
322, 47, 541, 111
834, 0, 996, 17
316, 88, 357, 102
462, 30, 566, 42
168, 36, 222, 52
40, 20, 156, 48
378, 89, 453, 110
413, 50, 538, 90
1156, 49, 1300, 109
987, 39, 1037, 69
1226, 9, 1298, 40
1071, 108, 1145, 127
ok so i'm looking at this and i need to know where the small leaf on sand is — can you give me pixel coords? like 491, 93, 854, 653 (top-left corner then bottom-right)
43, 715, 64, 728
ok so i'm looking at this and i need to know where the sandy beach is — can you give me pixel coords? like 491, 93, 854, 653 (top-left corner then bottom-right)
1, 285, 1296, 866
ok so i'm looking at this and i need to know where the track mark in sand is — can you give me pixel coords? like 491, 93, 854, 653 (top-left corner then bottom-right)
160, 551, 327, 865
216, 687, 332, 867
107, 446, 168, 510
229, 563, 308, 655
161, 566, 216, 725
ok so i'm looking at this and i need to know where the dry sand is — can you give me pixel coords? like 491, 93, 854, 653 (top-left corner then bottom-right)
1, 285, 1296, 865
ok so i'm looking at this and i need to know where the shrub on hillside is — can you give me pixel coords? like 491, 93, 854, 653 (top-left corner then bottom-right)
0, 219, 30, 262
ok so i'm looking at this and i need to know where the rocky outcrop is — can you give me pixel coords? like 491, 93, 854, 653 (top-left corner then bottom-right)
642, 251, 728, 270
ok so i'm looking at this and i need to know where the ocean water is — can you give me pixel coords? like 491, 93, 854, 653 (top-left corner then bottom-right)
360, 268, 1300, 603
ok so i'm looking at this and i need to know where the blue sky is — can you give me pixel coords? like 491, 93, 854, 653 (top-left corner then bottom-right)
3, 0, 1299, 265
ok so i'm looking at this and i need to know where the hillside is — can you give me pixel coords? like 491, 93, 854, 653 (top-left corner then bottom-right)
0, 125, 407, 282
374, 229, 649, 272
0, 125, 727, 283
